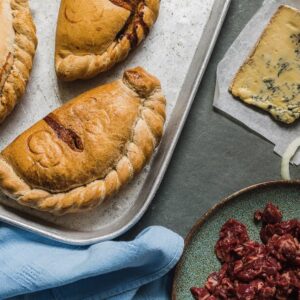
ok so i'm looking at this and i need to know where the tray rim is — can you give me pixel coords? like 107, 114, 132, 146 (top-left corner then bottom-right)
0, 0, 232, 245
171, 180, 300, 299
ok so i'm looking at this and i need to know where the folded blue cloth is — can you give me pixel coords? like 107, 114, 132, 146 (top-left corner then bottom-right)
0, 224, 183, 300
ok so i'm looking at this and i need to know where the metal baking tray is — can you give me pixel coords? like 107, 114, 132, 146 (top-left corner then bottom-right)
0, 0, 231, 245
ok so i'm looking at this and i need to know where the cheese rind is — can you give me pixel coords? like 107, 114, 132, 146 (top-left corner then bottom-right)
230, 5, 300, 124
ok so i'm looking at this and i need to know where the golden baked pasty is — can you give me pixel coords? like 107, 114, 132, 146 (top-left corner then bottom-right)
0, 67, 166, 215
55, 0, 160, 81
0, 0, 37, 123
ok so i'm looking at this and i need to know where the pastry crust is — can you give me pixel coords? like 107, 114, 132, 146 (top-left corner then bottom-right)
0, 67, 166, 215
0, 0, 37, 123
55, 0, 160, 81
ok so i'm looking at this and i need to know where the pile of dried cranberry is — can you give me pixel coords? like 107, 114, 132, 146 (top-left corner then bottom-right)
190, 203, 300, 300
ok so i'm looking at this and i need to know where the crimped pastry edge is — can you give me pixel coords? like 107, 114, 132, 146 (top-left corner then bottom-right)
0, 67, 166, 215
0, 0, 37, 123
55, 0, 160, 81
229, 5, 300, 125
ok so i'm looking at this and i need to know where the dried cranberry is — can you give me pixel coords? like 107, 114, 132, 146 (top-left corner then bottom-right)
205, 273, 219, 293
258, 285, 276, 299
260, 220, 300, 244
233, 241, 265, 258
267, 234, 300, 266
190, 287, 212, 300
254, 210, 263, 222
215, 219, 249, 263
235, 282, 256, 299
259, 203, 283, 224
214, 277, 235, 298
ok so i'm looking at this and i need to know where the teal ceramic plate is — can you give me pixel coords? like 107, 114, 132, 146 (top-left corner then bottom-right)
172, 180, 300, 300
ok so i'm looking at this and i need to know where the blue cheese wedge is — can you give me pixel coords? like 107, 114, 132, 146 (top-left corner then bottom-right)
230, 5, 300, 124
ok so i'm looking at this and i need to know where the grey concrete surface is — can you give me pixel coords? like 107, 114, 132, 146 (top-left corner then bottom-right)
123, 0, 300, 241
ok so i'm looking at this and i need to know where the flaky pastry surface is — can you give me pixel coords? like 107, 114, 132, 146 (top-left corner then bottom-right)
55, 0, 160, 81
0, 0, 37, 123
0, 67, 166, 215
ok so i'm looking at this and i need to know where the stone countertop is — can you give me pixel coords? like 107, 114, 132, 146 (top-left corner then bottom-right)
124, 0, 300, 240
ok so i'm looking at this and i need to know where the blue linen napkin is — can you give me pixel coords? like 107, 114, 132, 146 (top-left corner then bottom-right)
0, 224, 183, 300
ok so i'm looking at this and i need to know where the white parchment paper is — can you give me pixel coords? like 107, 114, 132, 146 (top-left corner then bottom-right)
0, 0, 215, 230
214, 0, 300, 165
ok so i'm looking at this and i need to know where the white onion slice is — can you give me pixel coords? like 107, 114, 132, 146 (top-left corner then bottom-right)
281, 137, 300, 180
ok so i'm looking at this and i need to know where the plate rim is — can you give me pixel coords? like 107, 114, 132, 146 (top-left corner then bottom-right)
171, 179, 300, 300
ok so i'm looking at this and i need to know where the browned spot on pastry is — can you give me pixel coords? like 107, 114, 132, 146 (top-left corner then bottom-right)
109, 0, 133, 11
115, 2, 149, 49
44, 113, 84, 152
127, 30, 139, 49
138, 11, 149, 36
0, 53, 13, 89
116, 12, 133, 41
124, 67, 159, 97
127, 6, 149, 48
